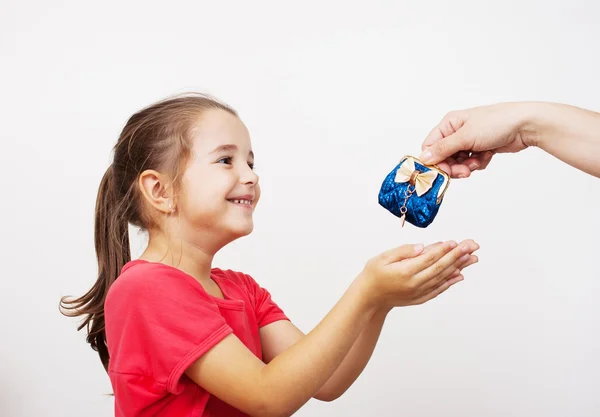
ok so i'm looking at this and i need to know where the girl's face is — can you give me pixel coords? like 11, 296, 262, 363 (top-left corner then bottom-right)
176, 109, 260, 249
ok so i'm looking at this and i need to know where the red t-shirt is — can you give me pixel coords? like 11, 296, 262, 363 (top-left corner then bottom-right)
104, 260, 289, 417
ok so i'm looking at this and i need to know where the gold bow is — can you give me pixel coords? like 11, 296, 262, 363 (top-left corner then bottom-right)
394, 158, 438, 196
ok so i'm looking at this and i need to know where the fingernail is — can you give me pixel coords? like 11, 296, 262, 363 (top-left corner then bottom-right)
420, 150, 432, 163
468, 163, 479, 170
460, 254, 470, 262
448, 241, 457, 248
457, 174, 467, 179
461, 245, 470, 253
414, 244, 424, 253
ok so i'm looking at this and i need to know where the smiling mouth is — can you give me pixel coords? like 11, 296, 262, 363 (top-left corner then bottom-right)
227, 199, 253, 206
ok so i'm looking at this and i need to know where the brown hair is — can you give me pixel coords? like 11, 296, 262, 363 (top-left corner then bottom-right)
60, 93, 237, 371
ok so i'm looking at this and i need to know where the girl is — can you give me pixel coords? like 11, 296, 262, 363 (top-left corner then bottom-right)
61, 93, 480, 417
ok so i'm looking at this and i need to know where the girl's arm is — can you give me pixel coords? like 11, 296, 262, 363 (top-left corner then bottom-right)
259, 307, 391, 402
187, 276, 375, 416
185, 241, 478, 417
258, 244, 479, 402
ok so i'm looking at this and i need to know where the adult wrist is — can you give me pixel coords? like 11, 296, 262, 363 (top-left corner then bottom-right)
517, 101, 561, 149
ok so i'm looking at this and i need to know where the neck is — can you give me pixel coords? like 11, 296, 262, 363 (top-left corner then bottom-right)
141, 229, 216, 283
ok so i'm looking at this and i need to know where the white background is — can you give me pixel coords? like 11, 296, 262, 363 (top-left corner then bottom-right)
1, 1, 599, 416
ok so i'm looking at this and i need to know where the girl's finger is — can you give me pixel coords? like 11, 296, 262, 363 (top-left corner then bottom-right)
459, 254, 479, 270
413, 274, 464, 305
393, 240, 457, 276
378, 243, 425, 265
411, 240, 479, 286
420, 253, 478, 292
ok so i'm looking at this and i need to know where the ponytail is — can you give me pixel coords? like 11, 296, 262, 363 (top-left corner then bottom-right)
61, 94, 239, 372
60, 165, 130, 371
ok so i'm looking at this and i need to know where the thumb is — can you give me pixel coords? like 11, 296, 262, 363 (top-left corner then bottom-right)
380, 244, 424, 264
419, 130, 470, 165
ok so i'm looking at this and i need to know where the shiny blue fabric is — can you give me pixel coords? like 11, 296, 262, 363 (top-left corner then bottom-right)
378, 159, 446, 228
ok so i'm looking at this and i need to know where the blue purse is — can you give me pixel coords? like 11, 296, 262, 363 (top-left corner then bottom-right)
378, 155, 450, 228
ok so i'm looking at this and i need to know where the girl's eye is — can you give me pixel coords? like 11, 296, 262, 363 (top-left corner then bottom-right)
216, 156, 255, 170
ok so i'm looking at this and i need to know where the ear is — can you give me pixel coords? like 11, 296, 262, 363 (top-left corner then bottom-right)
138, 169, 175, 214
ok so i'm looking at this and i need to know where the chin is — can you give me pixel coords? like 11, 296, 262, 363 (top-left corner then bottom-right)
228, 222, 254, 240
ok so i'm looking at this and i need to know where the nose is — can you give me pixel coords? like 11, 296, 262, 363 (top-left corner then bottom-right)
239, 163, 258, 185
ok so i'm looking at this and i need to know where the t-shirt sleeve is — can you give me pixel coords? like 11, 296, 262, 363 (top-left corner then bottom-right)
105, 264, 233, 395
240, 272, 290, 327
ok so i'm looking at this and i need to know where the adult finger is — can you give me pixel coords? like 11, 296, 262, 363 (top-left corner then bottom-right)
446, 152, 473, 178
420, 130, 473, 166
478, 151, 495, 169
433, 155, 458, 176
454, 151, 470, 164
461, 150, 493, 172
449, 163, 472, 179
436, 161, 452, 175
422, 126, 445, 150
422, 112, 466, 149
461, 152, 482, 171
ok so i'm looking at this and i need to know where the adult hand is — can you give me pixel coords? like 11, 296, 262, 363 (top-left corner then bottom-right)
419, 103, 532, 178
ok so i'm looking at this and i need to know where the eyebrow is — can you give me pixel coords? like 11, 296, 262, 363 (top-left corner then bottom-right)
210, 144, 254, 159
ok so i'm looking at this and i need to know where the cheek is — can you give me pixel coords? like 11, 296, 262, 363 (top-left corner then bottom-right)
179, 175, 233, 215
178, 179, 213, 215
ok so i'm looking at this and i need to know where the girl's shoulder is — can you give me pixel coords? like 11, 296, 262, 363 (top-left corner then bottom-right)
210, 267, 263, 292
108, 260, 216, 302
114, 260, 190, 287
109, 260, 259, 299
211, 267, 249, 284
